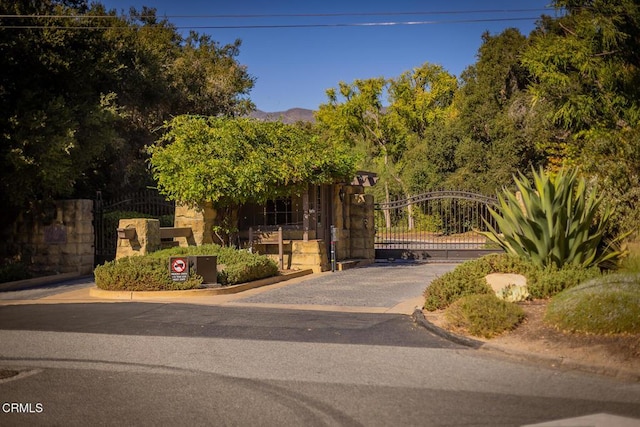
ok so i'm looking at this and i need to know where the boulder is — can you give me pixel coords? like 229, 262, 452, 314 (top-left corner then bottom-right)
485, 273, 530, 302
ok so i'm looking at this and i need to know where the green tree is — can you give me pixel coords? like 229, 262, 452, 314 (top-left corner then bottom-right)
448, 28, 542, 193
316, 78, 404, 227
0, 1, 256, 232
387, 63, 458, 195
0, 0, 120, 228
521, 0, 640, 233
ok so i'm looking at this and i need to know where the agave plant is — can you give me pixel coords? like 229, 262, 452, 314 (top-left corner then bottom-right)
482, 168, 626, 269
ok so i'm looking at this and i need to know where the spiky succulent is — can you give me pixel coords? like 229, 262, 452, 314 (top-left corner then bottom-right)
482, 168, 626, 269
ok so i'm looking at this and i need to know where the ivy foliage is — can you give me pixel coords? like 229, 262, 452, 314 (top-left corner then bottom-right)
148, 116, 358, 207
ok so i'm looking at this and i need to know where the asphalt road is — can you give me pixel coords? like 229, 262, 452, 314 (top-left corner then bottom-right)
1, 264, 639, 426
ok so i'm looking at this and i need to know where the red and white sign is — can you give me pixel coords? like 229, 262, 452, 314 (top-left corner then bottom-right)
171, 258, 187, 274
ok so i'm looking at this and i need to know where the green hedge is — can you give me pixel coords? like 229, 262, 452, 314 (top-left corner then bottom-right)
95, 244, 279, 291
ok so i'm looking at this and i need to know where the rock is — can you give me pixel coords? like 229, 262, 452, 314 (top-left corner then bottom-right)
485, 273, 530, 302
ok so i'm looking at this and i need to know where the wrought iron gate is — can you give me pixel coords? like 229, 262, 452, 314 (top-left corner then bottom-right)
94, 190, 175, 265
374, 190, 502, 261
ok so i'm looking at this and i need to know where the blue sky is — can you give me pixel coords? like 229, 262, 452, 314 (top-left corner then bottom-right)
99, 0, 558, 112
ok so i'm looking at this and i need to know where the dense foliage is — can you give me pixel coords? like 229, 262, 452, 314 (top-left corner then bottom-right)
483, 168, 625, 269
149, 115, 357, 206
0, 0, 254, 233
317, 1, 640, 236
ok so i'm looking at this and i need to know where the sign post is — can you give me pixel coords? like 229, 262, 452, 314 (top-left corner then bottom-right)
330, 225, 337, 272
169, 257, 189, 282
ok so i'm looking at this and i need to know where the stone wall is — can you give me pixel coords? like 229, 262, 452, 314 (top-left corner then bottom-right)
9, 200, 94, 275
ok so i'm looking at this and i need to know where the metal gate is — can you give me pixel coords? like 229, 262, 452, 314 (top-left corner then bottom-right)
94, 190, 175, 265
374, 190, 502, 261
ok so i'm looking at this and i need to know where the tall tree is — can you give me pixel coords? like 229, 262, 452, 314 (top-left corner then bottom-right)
0, 0, 256, 231
448, 28, 541, 193
315, 78, 405, 227
522, 0, 640, 232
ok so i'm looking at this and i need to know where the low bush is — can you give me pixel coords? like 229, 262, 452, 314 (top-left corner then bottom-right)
424, 253, 602, 311
423, 254, 535, 311
95, 244, 279, 291
444, 294, 525, 338
527, 264, 601, 299
545, 273, 640, 334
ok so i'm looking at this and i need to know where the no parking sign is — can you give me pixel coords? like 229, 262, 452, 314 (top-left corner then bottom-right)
169, 257, 189, 282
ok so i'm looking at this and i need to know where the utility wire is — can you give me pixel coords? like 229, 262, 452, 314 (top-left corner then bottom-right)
1, 17, 546, 30
0, 8, 555, 20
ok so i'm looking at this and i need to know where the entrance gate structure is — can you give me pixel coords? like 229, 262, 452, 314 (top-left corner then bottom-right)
94, 190, 175, 265
374, 190, 503, 261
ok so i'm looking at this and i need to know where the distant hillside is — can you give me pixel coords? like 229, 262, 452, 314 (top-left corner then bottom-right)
249, 108, 315, 124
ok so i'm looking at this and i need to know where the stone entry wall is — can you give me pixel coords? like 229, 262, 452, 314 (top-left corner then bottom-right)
9, 200, 94, 275
113, 184, 376, 272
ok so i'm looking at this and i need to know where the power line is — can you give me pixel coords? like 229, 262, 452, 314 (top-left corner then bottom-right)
0, 8, 555, 20
1, 17, 546, 30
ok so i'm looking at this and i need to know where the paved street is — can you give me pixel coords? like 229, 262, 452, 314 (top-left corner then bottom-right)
1, 263, 639, 426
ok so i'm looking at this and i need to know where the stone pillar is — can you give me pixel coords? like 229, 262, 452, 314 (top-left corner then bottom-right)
348, 192, 375, 261
115, 219, 160, 259
174, 202, 217, 246
331, 184, 375, 262
58, 200, 95, 274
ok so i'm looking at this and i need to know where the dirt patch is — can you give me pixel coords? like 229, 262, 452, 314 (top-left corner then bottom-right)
424, 299, 640, 376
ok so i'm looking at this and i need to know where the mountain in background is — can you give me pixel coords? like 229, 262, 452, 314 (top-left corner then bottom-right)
249, 108, 315, 124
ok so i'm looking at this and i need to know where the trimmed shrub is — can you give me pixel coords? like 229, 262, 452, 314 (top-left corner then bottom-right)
545, 273, 640, 334
445, 294, 525, 338
423, 254, 535, 311
149, 244, 279, 285
95, 244, 279, 291
94, 256, 203, 291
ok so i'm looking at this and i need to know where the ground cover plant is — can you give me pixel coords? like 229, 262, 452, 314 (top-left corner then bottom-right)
445, 294, 525, 338
545, 273, 640, 335
423, 253, 603, 338
95, 244, 278, 291
423, 253, 600, 311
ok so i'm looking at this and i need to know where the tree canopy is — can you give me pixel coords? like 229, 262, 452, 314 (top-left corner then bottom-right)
0, 0, 254, 225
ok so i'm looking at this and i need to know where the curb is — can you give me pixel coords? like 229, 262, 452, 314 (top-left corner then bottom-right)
0, 272, 88, 292
412, 308, 483, 349
89, 269, 314, 300
412, 308, 640, 382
